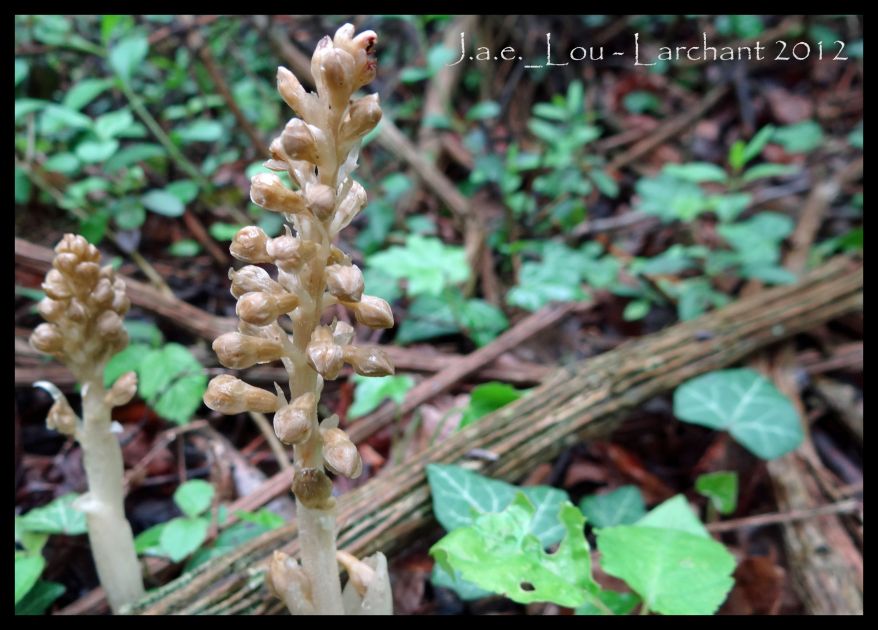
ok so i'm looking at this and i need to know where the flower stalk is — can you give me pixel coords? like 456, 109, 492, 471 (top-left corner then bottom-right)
30, 234, 144, 613
204, 23, 394, 615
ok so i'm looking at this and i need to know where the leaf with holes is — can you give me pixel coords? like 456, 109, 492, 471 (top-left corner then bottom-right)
674, 369, 803, 459
696, 471, 738, 515
579, 485, 646, 528
430, 494, 596, 607
427, 464, 569, 547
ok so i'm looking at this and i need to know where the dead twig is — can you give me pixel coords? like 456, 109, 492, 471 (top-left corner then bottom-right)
706, 499, 861, 533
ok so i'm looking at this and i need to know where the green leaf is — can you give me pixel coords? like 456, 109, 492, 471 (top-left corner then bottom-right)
623, 299, 651, 322
663, 162, 728, 183
142, 190, 185, 217
15, 167, 31, 204
14, 579, 65, 615
637, 494, 709, 537
597, 525, 735, 614
208, 222, 243, 241
41, 104, 93, 131
622, 90, 660, 114
367, 235, 469, 297
348, 374, 414, 419
15, 553, 45, 605
124, 320, 163, 347
727, 140, 747, 172
43, 153, 81, 175
235, 509, 285, 529
109, 34, 149, 84
394, 295, 460, 345
696, 471, 738, 515
466, 101, 501, 121
848, 122, 863, 149
430, 494, 595, 607
772, 121, 824, 154
507, 242, 599, 311
455, 298, 509, 346
185, 518, 278, 571
152, 372, 207, 425
707, 193, 752, 223
95, 108, 135, 140
426, 464, 570, 547
575, 588, 640, 615
166, 180, 199, 204
430, 564, 492, 601
15, 58, 28, 87
674, 368, 804, 459
159, 516, 210, 562
579, 485, 646, 528
174, 479, 215, 518
459, 382, 523, 429
635, 174, 708, 222
63, 77, 115, 111
18, 494, 87, 536
104, 343, 151, 387
104, 143, 166, 172
169, 239, 202, 257
175, 119, 224, 144
113, 198, 146, 231
742, 125, 776, 165
79, 210, 109, 245
75, 139, 120, 164
134, 522, 166, 556
741, 163, 798, 184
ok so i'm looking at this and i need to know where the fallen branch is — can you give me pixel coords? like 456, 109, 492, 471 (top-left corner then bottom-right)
706, 499, 861, 533
118, 257, 861, 615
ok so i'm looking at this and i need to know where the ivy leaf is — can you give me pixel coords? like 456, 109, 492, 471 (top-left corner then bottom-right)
15, 553, 45, 605
348, 374, 414, 419
637, 494, 709, 537
134, 522, 166, 556
159, 516, 210, 562
152, 372, 207, 425
579, 485, 646, 528
426, 464, 569, 547
674, 368, 804, 459
430, 564, 492, 601
367, 235, 469, 297
597, 525, 735, 615
430, 494, 595, 607
459, 382, 524, 429
17, 494, 87, 536
173, 479, 214, 518
695, 471, 739, 515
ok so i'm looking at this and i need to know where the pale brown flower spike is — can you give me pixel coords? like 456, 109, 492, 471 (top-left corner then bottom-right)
29, 234, 145, 613
203, 23, 393, 615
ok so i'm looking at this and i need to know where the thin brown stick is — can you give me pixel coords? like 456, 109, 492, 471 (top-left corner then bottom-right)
706, 499, 861, 533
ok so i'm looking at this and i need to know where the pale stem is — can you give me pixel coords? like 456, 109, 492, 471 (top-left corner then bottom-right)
79, 371, 144, 613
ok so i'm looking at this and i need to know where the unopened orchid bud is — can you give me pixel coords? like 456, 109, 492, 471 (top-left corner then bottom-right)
213, 332, 284, 369
96, 310, 124, 338
236, 291, 299, 327
230, 226, 272, 263
332, 320, 355, 346
46, 395, 78, 435
329, 245, 351, 266
304, 183, 336, 221
92, 278, 115, 309
306, 327, 345, 380
336, 550, 376, 598
111, 292, 130, 316
204, 374, 279, 414
53, 252, 79, 275
318, 48, 356, 112
267, 235, 317, 271
321, 426, 362, 479
42, 269, 71, 300
281, 119, 320, 164
267, 551, 314, 614
65, 299, 88, 323
74, 262, 100, 291
250, 173, 307, 215
340, 94, 382, 143
343, 346, 395, 377
106, 372, 138, 407
228, 266, 283, 298
273, 392, 315, 445
276, 66, 317, 123
326, 264, 364, 302
348, 295, 395, 329
30, 323, 64, 356
329, 180, 367, 234
37, 298, 66, 323
292, 467, 335, 510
